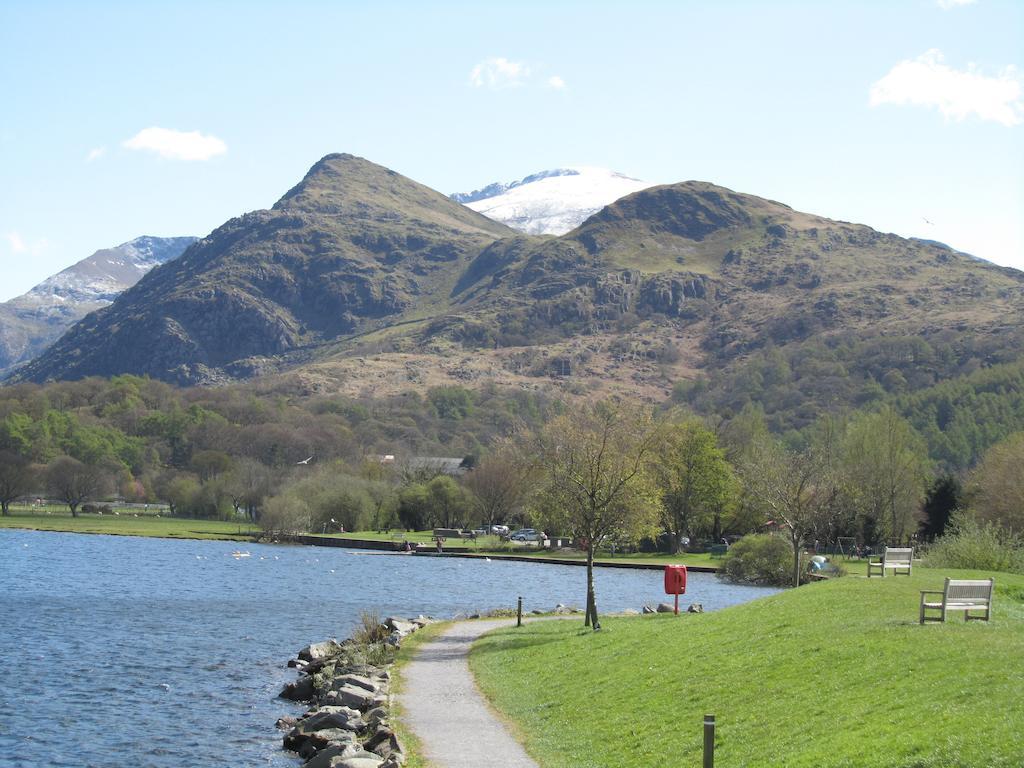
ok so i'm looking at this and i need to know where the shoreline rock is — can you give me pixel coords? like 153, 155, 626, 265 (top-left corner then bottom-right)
276, 615, 437, 767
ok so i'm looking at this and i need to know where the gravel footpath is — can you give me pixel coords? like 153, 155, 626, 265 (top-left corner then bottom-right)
398, 619, 538, 768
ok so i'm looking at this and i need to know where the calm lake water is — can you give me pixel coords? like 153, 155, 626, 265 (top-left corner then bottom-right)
0, 530, 776, 767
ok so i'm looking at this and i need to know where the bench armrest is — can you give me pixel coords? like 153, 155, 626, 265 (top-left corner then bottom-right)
919, 590, 943, 596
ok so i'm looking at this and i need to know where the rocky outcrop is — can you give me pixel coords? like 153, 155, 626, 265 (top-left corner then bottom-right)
277, 614, 436, 767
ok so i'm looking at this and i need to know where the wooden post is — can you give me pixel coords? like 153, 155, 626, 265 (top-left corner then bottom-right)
517, 596, 523, 627
703, 714, 715, 768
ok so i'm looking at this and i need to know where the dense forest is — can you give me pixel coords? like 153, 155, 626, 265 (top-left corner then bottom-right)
1, 349, 1022, 550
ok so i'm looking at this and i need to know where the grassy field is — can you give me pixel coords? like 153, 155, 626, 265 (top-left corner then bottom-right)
469, 567, 1024, 768
0, 510, 259, 541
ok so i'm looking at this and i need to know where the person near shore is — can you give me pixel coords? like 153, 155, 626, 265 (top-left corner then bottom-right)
436, 537, 444, 554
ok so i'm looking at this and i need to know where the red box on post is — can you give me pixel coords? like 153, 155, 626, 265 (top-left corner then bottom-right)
664, 564, 687, 595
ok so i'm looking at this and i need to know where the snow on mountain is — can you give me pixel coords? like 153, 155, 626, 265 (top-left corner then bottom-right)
12, 235, 197, 311
0, 235, 196, 375
452, 167, 656, 235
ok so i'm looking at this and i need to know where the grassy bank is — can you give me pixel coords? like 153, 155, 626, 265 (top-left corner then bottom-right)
0, 511, 259, 541
470, 568, 1024, 768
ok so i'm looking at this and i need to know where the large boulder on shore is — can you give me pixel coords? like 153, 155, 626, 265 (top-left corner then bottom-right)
333, 674, 378, 693
384, 617, 417, 636
284, 710, 362, 751
302, 743, 355, 768
299, 640, 345, 662
365, 726, 403, 759
335, 755, 385, 768
326, 684, 379, 710
280, 676, 316, 702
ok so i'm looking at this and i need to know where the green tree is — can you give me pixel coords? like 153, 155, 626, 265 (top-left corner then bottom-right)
397, 483, 430, 531
655, 419, 737, 551
968, 432, 1024, 533
260, 493, 311, 536
519, 400, 663, 629
841, 406, 930, 544
920, 475, 962, 540
426, 475, 470, 529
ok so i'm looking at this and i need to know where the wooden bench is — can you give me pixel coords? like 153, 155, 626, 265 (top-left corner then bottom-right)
919, 578, 994, 624
867, 547, 913, 578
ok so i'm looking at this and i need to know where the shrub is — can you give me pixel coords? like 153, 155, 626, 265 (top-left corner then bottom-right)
352, 609, 390, 645
719, 534, 792, 586
924, 513, 1024, 574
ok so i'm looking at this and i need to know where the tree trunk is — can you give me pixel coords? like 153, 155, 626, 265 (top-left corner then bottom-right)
791, 534, 802, 588
584, 542, 595, 628
70, 503, 79, 518
1, 501, 9, 516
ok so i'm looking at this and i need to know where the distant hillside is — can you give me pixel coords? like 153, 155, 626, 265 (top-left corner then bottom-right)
16, 155, 1024, 430
452, 167, 654, 235
0, 235, 195, 376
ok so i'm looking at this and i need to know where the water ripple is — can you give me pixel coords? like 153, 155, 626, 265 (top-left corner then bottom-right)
0, 529, 775, 766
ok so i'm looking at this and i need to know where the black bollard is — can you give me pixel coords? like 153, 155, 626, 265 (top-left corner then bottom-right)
517, 596, 523, 627
703, 714, 715, 768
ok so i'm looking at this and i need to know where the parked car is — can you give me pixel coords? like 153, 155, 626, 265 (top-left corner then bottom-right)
510, 528, 541, 542
471, 528, 488, 537
490, 525, 510, 536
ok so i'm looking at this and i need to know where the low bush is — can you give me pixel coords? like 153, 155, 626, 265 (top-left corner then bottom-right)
718, 533, 792, 586
924, 514, 1024, 574
352, 609, 390, 645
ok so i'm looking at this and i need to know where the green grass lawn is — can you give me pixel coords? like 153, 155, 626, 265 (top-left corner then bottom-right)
0, 510, 259, 540
469, 567, 1024, 768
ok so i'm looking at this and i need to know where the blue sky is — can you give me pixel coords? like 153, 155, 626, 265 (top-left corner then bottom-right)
1, 0, 1022, 301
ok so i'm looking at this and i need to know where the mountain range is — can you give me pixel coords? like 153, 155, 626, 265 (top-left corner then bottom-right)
0, 236, 196, 376
13, 155, 1024, 411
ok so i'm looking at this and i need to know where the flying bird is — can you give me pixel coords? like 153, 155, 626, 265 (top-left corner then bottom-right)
922, 217, 934, 226
296, 455, 314, 465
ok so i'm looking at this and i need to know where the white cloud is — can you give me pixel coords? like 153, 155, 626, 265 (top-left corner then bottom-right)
936, 0, 977, 9
546, 75, 567, 90
123, 126, 227, 161
86, 147, 106, 162
469, 57, 531, 89
5, 231, 48, 256
5, 232, 26, 253
869, 49, 1023, 126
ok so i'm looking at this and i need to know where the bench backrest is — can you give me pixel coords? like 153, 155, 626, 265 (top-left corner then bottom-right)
944, 578, 994, 603
883, 547, 913, 565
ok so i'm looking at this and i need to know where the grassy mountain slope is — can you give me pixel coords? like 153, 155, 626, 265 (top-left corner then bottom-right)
15, 155, 512, 385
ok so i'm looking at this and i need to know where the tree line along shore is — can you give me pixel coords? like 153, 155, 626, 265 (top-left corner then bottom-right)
1, 375, 1021, 597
